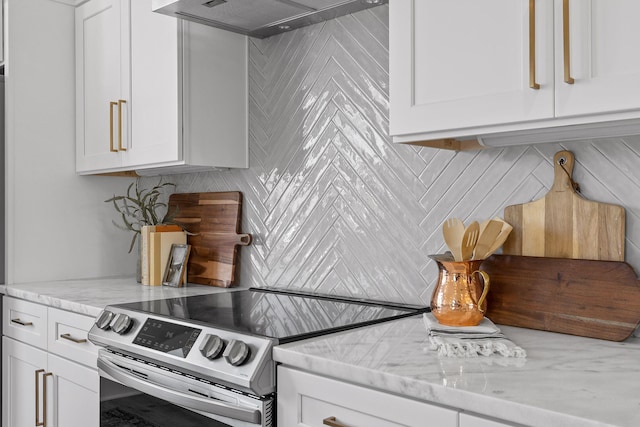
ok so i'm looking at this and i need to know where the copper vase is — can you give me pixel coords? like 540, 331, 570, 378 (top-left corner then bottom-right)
429, 254, 490, 327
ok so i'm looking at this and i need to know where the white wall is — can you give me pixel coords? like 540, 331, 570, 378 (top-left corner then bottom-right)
5, 0, 136, 283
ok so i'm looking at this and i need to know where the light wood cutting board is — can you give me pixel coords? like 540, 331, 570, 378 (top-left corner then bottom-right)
168, 192, 252, 287
502, 150, 625, 261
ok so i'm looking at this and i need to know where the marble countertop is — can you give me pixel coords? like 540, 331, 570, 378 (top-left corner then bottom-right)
0, 277, 234, 317
5, 279, 638, 426
274, 315, 640, 427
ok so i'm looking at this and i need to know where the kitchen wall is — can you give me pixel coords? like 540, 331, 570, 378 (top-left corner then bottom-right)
5, 0, 135, 284
145, 5, 640, 305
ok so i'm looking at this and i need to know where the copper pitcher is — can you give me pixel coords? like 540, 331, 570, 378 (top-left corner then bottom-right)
429, 254, 490, 327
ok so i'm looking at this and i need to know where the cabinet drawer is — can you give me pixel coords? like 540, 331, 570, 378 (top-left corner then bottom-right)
278, 367, 458, 427
3, 297, 48, 349
48, 308, 99, 368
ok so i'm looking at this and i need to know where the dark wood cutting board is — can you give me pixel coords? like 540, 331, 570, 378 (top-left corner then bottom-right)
502, 150, 625, 261
168, 192, 251, 287
481, 255, 640, 341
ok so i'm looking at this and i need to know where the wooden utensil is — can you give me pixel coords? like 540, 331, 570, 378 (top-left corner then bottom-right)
482, 220, 513, 258
502, 150, 625, 261
442, 218, 465, 261
482, 254, 640, 341
472, 219, 503, 260
168, 192, 252, 287
460, 221, 479, 261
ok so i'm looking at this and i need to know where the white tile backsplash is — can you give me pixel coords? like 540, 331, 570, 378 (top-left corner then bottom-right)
143, 5, 640, 305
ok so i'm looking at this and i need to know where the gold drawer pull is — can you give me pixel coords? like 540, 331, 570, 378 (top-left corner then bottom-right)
11, 318, 33, 326
60, 333, 87, 344
323, 416, 349, 427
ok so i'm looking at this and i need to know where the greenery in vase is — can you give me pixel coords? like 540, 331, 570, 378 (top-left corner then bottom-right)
105, 179, 178, 252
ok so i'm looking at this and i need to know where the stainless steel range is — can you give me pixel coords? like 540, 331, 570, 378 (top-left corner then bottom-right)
89, 288, 427, 427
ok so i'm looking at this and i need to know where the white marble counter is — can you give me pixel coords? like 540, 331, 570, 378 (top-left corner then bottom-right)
0, 277, 234, 317
274, 316, 640, 427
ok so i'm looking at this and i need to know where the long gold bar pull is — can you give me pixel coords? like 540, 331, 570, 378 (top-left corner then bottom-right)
60, 333, 87, 344
110, 101, 118, 152
529, 0, 540, 89
11, 318, 33, 326
43, 372, 53, 427
563, 0, 575, 84
118, 99, 127, 151
35, 369, 44, 426
323, 416, 349, 427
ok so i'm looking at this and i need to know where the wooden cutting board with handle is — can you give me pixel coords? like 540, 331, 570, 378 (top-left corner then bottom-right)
502, 150, 625, 261
482, 254, 640, 341
168, 192, 252, 287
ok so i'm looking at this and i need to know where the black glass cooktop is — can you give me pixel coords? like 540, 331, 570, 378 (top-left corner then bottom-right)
114, 288, 428, 344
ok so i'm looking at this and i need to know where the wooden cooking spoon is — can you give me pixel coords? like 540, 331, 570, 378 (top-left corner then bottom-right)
442, 218, 465, 261
473, 219, 503, 260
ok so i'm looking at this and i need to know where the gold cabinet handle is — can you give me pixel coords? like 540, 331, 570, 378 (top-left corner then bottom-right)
323, 416, 349, 427
529, 0, 540, 89
563, 0, 575, 84
60, 333, 87, 344
43, 372, 53, 427
35, 369, 45, 426
110, 101, 118, 152
11, 318, 33, 326
117, 99, 127, 151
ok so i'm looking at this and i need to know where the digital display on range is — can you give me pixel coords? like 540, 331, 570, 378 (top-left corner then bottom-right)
133, 318, 201, 358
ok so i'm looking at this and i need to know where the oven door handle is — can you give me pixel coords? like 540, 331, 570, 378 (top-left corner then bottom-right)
97, 357, 262, 424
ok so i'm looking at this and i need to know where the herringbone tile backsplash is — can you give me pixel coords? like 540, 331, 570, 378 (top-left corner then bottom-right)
144, 5, 640, 306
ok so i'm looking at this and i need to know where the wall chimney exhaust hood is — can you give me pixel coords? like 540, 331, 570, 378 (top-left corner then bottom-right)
152, 0, 387, 39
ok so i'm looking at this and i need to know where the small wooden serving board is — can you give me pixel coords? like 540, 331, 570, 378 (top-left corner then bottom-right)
481, 255, 640, 341
168, 192, 251, 287
503, 150, 625, 261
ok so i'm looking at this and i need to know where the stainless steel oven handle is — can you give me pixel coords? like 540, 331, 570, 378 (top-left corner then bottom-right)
97, 357, 261, 424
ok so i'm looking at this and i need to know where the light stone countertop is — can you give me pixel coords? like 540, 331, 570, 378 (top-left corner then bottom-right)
0, 276, 235, 317
274, 315, 640, 427
4, 279, 638, 426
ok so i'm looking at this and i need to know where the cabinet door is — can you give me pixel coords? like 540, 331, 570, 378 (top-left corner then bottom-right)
47, 354, 99, 427
75, 0, 130, 173
278, 367, 458, 427
125, 0, 181, 168
2, 337, 48, 427
390, 0, 554, 137
554, 0, 640, 117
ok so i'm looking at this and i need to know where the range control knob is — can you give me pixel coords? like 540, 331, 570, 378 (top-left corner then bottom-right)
95, 310, 114, 330
199, 334, 226, 360
110, 313, 133, 335
223, 339, 250, 366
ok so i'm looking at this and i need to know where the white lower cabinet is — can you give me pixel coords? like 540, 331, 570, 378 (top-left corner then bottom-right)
2, 298, 99, 427
48, 353, 99, 427
277, 366, 458, 427
3, 338, 99, 427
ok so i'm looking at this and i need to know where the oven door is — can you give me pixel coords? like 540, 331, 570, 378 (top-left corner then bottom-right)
98, 349, 273, 427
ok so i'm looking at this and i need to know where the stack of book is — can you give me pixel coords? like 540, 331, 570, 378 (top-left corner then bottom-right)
140, 224, 187, 286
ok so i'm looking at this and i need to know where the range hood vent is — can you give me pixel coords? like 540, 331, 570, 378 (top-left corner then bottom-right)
152, 0, 387, 39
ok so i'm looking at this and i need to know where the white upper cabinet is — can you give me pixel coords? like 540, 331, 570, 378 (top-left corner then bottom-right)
390, 0, 640, 149
75, 0, 128, 172
75, 0, 248, 175
390, 0, 554, 137
555, 0, 640, 117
